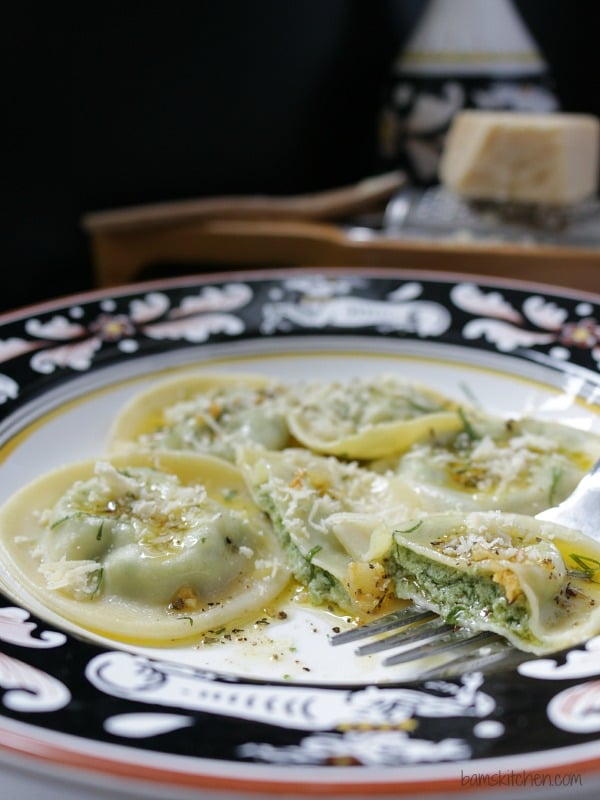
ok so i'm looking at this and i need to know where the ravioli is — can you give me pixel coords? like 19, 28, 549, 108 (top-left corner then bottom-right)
239, 447, 424, 614
376, 411, 600, 514
108, 371, 292, 462
366, 510, 600, 654
0, 451, 290, 645
286, 375, 464, 459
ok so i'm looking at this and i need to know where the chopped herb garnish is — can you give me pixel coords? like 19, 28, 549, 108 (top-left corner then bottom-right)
549, 466, 563, 505
50, 515, 71, 530
96, 522, 104, 541
90, 567, 104, 596
569, 553, 600, 578
458, 381, 481, 408
306, 545, 322, 562
393, 521, 424, 535
406, 398, 440, 414
457, 407, 479, 441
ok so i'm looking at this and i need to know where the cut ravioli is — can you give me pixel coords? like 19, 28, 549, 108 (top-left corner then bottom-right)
108, 371, 292, 462
376, 412, 600, 514
367, 510, 600, 654
287, 375, 464, 459
239, 447, 424, 614
0, 451, 289, 645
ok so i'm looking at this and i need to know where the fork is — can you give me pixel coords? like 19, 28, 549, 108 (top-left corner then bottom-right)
330, 459, 600, 677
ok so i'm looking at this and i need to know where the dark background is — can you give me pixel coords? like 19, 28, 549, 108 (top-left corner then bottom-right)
4, 0, 599, 313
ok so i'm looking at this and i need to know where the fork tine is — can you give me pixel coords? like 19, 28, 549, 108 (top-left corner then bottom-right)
356, 616, 452, 656
329, 604, 433, 646
383, 629, 499, 666
330, 605, 513, 673
416, 640, 511, 679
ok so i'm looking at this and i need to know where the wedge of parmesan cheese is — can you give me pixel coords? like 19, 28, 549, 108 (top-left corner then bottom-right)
439, 111, 600, 205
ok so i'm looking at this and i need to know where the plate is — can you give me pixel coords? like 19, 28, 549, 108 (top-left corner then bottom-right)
1, 267, 600, 799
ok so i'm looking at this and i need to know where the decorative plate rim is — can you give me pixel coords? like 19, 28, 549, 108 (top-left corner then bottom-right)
1, 267, 600, 799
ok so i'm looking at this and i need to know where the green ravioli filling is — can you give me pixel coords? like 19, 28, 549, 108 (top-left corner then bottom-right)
257, 492, 352, 610
385, 543, 539, 647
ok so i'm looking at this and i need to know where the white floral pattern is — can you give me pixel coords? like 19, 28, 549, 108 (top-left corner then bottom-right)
0, 276, 599, 409
0, 607, 66, 649
452, 282, 600, 368
0, 651, 70, 712
0, 284, 253, 403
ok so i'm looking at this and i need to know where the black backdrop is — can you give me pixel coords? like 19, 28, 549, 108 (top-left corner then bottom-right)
3, 0, 599, 313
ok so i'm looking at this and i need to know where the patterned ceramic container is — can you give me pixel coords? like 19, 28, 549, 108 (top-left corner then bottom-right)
378, 0, 559, 183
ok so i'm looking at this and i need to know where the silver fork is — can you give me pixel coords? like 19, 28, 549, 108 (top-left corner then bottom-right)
330, 459, 600, 677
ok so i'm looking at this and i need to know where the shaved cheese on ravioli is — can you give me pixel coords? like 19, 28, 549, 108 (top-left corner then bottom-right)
239, 447, 424, 614
0, 451, 289, 645
287, 375, 464, 459
375, 412, 600, 514
108, 371, 292, 462
367, 510, 600, 654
